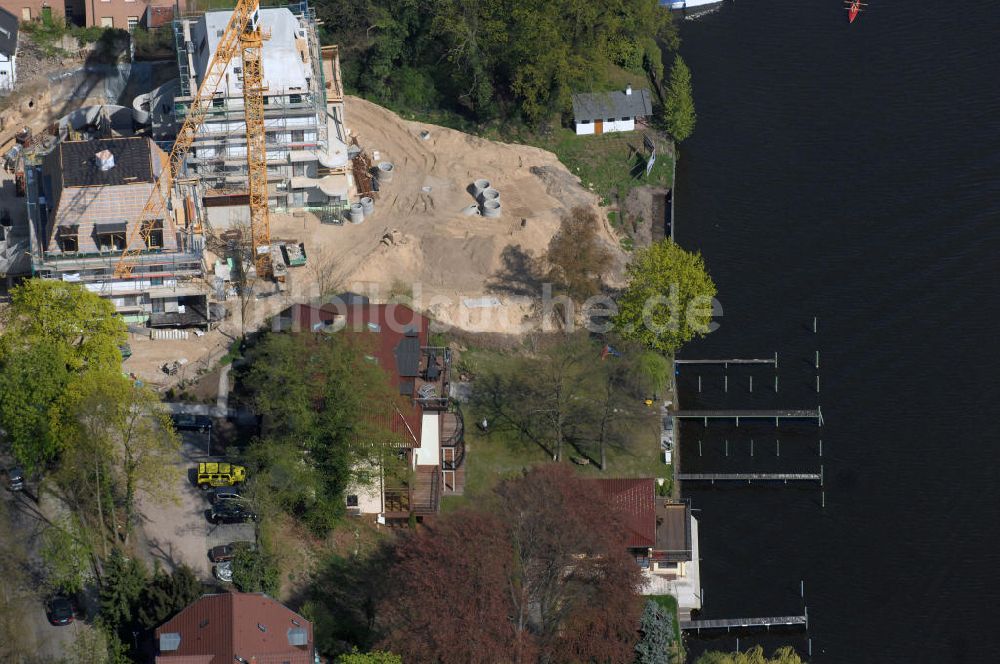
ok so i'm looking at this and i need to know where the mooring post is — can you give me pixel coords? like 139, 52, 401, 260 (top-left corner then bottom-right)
724, 374, 728, 393
822, 491, 826, 508
750, 438, 754, 457
820, 464, 825, 487
699, 439, 702, 457
698, 375, 702, 392
809, 639, 813, 657
725, 439, 729, 457
819, 439, 823, 456
774, 351, 778, 368
815, 350, 820, 369
736, 637, 739, 651
749, 375, 753, 393
813, 316, 817, 333
776, 439, 780, 457
800, 580, 804, 598
816, 375, 820, 393
775, 374, 778, 393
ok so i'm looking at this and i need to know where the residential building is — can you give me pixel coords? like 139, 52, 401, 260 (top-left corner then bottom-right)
588, 478, 702, 612
169, 4, 351, 224
572, 85, 653, 135
0, 8, 16, 91
277, 299, 465, 522
154, 592, 315, 664
25, 135, 208, 325
0, 0, 177, 27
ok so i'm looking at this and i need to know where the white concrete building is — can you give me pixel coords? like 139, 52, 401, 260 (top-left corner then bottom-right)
0, 8, 18, 92
170, 6, 351, 225
572, 85, 653, 136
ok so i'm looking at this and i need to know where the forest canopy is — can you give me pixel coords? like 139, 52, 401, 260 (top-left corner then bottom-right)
315, 0, 678, 124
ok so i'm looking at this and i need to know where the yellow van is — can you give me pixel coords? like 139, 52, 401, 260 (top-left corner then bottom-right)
197, 462, 247, 489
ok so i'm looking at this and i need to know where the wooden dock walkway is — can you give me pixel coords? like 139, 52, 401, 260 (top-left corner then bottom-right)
672, 408, 823, 426
680, 615, 807, 631
678, 471, 822, 484
675, 357, 776, 366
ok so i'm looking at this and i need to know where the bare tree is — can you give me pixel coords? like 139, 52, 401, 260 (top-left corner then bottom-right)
545, 206, 614, 302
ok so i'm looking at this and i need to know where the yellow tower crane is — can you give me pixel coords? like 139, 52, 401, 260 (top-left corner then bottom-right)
115, 0, 272, 279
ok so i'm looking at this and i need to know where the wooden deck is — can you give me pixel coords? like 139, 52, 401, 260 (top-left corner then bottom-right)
681, 615, 807, 631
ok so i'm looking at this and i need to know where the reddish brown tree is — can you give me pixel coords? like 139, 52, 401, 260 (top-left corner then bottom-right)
377, 465, 642, 664
377, 510, 528, 664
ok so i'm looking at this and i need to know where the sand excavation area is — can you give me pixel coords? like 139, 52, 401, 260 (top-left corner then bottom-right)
116, 98, 624, 387
269, 96, 623, 333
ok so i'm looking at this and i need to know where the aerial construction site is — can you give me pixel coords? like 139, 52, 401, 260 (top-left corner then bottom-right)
0, 0, 615, 386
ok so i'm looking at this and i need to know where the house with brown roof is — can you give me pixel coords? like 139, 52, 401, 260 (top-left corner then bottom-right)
154, 592, 314, 664
275, 299, 465, 522
588, 478, 702, 612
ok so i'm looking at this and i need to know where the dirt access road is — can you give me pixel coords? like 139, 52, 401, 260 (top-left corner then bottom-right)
136, 431, 254, 580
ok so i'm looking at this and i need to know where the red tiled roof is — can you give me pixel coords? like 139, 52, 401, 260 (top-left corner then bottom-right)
591, 478, 656, 549
154, 593, 313, 664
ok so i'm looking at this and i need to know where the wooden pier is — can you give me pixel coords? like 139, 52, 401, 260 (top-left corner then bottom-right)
672, 408, 823, 426
675, 356, 777, 366
680, 615, 807, 632
678, 470, 822, 484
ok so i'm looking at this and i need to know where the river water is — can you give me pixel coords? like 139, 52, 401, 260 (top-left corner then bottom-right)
673, 1, 1000, 662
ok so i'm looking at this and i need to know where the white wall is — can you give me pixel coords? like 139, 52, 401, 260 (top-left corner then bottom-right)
575, 117, 636, 136
414, 412, 440, 466
0, 54, 15, 91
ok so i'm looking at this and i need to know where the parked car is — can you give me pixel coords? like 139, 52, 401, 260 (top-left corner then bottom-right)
209, 486, 243, 504
213, 561, 234, 583
208, 503, 257, 525
6, 466, 24, 491
172, 414, 212, 433
208, 541, 252, 563
197, 462, 246, 489
45, 596, 75, 626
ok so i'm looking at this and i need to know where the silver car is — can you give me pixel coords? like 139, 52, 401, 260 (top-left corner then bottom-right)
213, 561, 233, 583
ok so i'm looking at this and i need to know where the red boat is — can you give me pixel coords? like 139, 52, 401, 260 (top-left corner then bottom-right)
846, 0, 865, 23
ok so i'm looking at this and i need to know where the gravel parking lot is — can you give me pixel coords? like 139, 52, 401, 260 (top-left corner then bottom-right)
137, 431, 254, 580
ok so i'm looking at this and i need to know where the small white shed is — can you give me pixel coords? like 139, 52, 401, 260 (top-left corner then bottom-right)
572, 85, 653, 136
0, 8, 17, 92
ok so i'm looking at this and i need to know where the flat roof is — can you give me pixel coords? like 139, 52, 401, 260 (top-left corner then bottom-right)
198, 8, 309, 97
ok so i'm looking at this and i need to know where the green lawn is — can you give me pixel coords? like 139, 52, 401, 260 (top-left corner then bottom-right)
530, 128, 675, 206
441, 402, 669, 513
649, 595, 683, 644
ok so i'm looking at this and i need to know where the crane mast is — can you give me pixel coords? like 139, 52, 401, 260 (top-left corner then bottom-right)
115, 0, 272, 280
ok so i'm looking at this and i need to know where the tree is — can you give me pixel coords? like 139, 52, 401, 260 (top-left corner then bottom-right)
635, 600, 674, 664
337, 650, 404, 664
696, 646, 803, 664
0, 343, 71, 474
137, 565, 204, 630
237, 329, 406, 534
0, 279, 126, 372
232, 547, 280, 596
376, 465, 642, 663
663, 55, 696, 142
635, 350, 671, 398
54, 371, 180, 544
614, 239, 716, 355
40, 517, 92, 595
98, 550, 148, 649
546, 206, 614, 304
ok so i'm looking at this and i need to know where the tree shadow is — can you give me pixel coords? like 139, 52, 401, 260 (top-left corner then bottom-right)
485, 244, 544, 296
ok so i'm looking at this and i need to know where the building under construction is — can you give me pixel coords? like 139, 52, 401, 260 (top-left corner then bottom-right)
22, 132, 208, 326
166, 2, 350, 225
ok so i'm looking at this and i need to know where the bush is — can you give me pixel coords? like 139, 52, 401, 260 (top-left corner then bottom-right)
232, 547, 280, 596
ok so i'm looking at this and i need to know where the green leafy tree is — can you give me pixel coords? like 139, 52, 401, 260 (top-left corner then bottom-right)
137, 565, 204, 630
0, 343, 71, 474
40, 516, 92, 595
232, 547, 280, 596
663, 55, 696, 142
696, 646, 803, 664
635, 350, 671, 398
238, 329, 404, 534
54, 370, 180, 544
0, 279, 126, 372
337, 651, 403, 664
614, 239, 716, 355
635, 599, 674, 664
